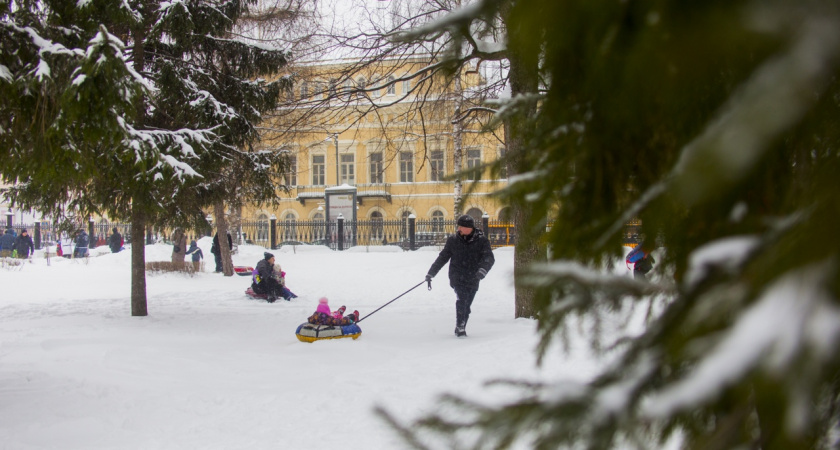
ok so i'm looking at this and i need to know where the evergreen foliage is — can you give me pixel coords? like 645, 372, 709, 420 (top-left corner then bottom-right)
0, 0, 290, 312
381, 0, 840, 448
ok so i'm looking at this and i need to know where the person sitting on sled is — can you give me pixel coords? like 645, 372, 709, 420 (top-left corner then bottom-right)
273, 263, 298, 300
308, 297, 359, 326
252, 252, 284, 303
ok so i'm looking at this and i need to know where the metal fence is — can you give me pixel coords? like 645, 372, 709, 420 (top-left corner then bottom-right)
241, 217, 519, 251
2, 221, 133, 250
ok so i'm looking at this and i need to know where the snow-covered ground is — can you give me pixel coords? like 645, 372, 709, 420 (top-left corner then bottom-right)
0, 238, 624, 449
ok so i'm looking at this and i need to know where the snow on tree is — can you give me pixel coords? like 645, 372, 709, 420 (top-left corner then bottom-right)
377, 0, 840, 448
0, 0, 292, 314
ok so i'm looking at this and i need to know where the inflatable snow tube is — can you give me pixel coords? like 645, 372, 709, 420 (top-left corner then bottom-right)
245, 287, 267, 300
295, 322, 362, 343
234, 266, 254, 277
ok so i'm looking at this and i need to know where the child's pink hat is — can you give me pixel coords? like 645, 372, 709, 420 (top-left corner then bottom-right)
318, 297, 329, 304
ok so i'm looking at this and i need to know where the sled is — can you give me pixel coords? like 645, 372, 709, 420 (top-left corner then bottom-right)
234, 266, 254, 277
295, 322, 362, 343
245, 286, 268, 300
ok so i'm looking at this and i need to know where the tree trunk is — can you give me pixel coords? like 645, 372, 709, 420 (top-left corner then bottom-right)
130, 204, 148, 316
130, 13, 149, 317
452, 72, 464, 217
214, 201, 234, 276
505, 15, 541, 319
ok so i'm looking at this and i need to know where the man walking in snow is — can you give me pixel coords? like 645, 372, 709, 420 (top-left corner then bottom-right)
14, 229, 34, 258
425, 214, 495, 337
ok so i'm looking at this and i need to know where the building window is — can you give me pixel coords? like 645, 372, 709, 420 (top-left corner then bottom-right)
257, 213, 269, 243
343, 79, 353, 98
430, 150, 444, 181
313, 212, 324, 221
369, 152, 383, 183
357, 77, 366, 98
370, 211, 384, 239
431, 210, 444, 232
329, 79, 337, 97
300, 81, 308, 99
402, 79, 411, 94
282, 213, 297, 241
467, 148, 481, 180
498, 146, 507, 179
284, 153, 297, 186
399, 152, 413, 182
386, 76, 395, 95
401, 211, 412, 238
340, 154, 355, 185
466, 208, 483, 225
312, 155, 325, 185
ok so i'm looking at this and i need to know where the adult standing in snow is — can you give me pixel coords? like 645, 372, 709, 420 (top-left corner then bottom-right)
74, 229, 89, 258
425, 214, 495, 337
108, 227, 123, 253
210, 231, 232, 273
252, 252, 283, 303
0, 228, 16, 257
185, 240, 203, 272
14, 229, 34, 258
170, 228, 187, 265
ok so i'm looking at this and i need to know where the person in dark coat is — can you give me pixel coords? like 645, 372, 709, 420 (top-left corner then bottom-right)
74, 230, 89, 258
425, 214, 495, 337
0, 228, 16, 257
634, 253, 655, 280
185, 240, 203, 272
13, 229, 34, 258
252, 252, 283, 303
210, 232, 232, 273
108, 227, 123, 253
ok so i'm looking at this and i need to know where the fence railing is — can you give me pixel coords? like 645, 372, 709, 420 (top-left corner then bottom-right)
240, 217, 519, 251
5, 216, 637, 252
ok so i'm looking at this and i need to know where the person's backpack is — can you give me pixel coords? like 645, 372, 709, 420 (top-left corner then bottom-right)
626, 244, 647, 270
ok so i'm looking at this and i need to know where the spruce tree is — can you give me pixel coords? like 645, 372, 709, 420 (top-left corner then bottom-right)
379, 0, 840, 448
0, 0, 289, 314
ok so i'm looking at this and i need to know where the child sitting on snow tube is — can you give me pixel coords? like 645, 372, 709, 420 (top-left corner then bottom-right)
308, 297, 359, 326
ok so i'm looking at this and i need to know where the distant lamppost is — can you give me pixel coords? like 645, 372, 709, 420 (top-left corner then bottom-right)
326, 133, 339, 185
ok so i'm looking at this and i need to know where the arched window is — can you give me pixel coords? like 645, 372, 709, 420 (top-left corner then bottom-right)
431, 210, 445, 232
401, 210, 412, 238
466, 208, 483, 226
357, 77, 366, 98
257, 214, 269, 245
498, 207, 512, 222
282, 213, 297, 241
386, 76, 395, 95
370, 211, 384, 240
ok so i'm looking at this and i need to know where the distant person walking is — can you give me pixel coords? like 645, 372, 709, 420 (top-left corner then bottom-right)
185, 240, 203, 272
14, 229, 34, 258
108, 227, 123, 253
0, 228, 16, 257
425, 215, 495, 337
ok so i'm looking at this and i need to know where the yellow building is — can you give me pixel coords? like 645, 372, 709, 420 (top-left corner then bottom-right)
245, 57, 510, 228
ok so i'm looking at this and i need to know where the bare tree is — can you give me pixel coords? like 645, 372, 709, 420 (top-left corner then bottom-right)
260, 0, 537, 317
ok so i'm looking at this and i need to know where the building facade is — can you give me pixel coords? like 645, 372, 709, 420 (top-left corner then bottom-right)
242, 57, 510, 230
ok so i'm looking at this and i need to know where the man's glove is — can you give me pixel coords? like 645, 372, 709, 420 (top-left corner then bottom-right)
425, 273, 433, 282
476, 268, 487, 280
